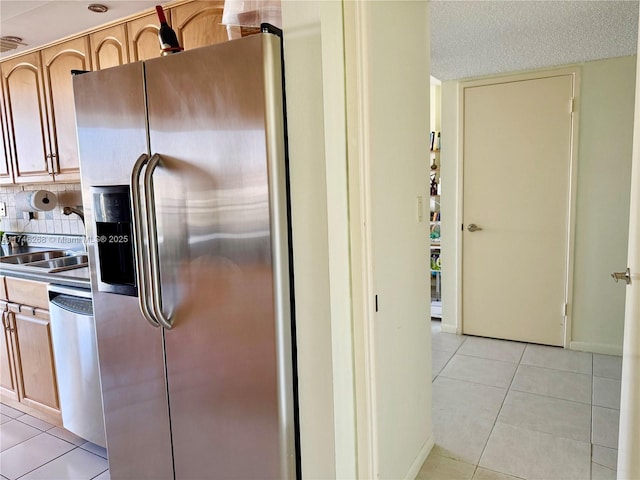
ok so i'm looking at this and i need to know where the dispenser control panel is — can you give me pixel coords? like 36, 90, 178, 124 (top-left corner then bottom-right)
91, 186, 137, 296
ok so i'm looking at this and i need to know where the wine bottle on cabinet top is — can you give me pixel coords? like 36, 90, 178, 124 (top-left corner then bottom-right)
155, 5, 183, 55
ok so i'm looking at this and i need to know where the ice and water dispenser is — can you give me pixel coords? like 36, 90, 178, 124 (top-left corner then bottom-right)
92, 186, 137, 296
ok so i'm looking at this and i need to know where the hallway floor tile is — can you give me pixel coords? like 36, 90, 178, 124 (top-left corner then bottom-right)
422, 321, 622, 480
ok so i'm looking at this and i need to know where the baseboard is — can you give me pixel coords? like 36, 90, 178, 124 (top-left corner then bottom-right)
570, 341, 623, 356
440, 324, 458, 334
404, 434, 435, 479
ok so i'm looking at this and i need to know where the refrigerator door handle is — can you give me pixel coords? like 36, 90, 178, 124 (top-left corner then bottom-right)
130, 153, 161, 328
143, 153, 174, 330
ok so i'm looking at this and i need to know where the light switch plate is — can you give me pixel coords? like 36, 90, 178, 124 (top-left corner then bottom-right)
0, 202, 6, 217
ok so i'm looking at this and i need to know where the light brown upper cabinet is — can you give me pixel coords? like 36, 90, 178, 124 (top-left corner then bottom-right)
0, 86, 13, 184
1, 52, 52, 184
1, 38, 90, 184
0, 1, 229, 185
90, 24, 130, 70
128, 12, 170, 62
41, 37, 91, 182
171, 1, 228, 51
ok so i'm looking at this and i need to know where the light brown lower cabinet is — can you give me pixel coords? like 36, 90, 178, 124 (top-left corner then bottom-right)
0, 300, 18, 401
0, 280, 61, 422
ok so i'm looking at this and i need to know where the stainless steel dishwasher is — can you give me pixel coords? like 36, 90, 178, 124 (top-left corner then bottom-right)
48, 285, 106, 448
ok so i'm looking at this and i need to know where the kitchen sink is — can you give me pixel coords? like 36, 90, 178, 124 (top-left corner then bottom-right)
0, 250, 69, 264
25, 255, 89, 273
0, 250, 88, 273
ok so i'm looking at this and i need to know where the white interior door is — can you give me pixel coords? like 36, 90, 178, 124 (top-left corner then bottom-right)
616, 38, 640, 477
462, 74, 574, 346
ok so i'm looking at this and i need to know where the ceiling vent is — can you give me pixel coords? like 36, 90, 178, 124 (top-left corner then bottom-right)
0, 36, 26, 53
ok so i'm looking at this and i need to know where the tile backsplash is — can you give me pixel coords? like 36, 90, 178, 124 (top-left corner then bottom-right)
0, 183, 85, 235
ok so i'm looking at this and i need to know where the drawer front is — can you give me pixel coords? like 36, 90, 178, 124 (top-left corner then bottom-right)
5, 278, 49, 310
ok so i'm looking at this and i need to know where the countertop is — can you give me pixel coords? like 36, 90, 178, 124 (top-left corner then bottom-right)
1, 265, 91, 290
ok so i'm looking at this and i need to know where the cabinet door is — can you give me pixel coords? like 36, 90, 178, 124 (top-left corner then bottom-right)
41, 37, 91, 182
12, 308, 59, 412
128, 12, 168, 62
0, 302, 18, 400
90, 24, 129, 70
171, 1, 228, 50
1, 52, 52, 183
0, 84, 14, 184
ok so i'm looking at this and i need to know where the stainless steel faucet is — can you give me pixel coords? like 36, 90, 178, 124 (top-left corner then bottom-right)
62, 206, 85, 224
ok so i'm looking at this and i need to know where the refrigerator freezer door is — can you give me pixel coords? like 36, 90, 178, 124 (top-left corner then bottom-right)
144, 34, 296, 478
73, 62, 174, 479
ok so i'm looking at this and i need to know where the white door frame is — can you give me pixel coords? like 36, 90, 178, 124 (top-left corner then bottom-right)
318, 2, 359, 478
343, 3, 376, 476
455, 68, 580, 347
616, 21, 640, 477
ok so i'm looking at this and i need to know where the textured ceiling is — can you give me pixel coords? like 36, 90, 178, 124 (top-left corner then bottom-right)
431, 0, 640, 81
1, 1, 638, 76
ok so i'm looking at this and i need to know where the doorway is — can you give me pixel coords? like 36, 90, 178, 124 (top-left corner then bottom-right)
430, 79, 443, 321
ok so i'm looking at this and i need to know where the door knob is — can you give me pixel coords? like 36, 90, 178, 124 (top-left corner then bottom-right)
611, 268, 632, 285
467, 224, 483, 232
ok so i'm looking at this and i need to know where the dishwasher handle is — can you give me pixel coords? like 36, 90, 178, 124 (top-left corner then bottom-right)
48, 284, 92, 299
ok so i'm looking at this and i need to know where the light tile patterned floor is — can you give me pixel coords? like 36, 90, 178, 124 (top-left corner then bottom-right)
0, 403, 109, 480
420, 320, 622, 480
0, 322, 622, 480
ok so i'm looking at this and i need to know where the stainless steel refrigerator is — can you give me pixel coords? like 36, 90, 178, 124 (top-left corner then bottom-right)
73, 30, 298, 479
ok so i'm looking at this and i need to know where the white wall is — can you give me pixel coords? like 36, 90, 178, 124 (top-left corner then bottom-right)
283, 2, 433, 477
0, 183, 84, 235
440, 81, 460, 333
344, 1, 433, 478
280, 3, 337, 478
430, 82, 441, 132
571, 55, 636, 354
440, 55, 636, 352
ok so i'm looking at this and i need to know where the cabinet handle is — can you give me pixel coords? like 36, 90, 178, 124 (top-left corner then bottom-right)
1, 308, 8, 331
45, 153, 58, 174
16, 304, 37, 315
7, 311, 15, 332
